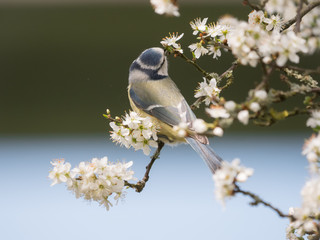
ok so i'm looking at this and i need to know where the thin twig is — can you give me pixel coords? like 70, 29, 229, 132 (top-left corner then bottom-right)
219, 60, 238, 80
178, 53, 212, 79
283, 65, 320, 75
234, 185, 291, 218
190, 61, 238, 109
242, 0, 262, 10
282, 0, 320, 31
294, 0, 304, 33
125, 141, 165, 192
190, 96, 205, 110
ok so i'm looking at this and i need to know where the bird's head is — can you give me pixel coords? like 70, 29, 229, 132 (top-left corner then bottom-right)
129, 47, 168, 84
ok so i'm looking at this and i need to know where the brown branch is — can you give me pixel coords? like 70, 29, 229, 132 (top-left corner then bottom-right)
125, 141, 165, 192
242, 0, 262, 10
178, 53, 212, 79
294, 0, 305, 33
190, 61, 238, 109
282, 0, 320, 31
234, 185, 291, 218
191, 96, 205, 110
219, 60, 238, 80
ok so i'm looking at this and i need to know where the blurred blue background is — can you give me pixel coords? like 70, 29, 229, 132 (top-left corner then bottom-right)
0, 133, 310, 240
0, 0, 317, 239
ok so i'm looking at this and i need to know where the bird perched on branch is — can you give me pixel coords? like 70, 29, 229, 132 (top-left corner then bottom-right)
128, 47, 222, 173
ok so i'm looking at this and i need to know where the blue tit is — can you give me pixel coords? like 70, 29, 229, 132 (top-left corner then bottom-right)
128, 47, 222, 173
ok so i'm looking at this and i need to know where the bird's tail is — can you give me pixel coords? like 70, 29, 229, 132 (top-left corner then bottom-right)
186, 137, 222, 174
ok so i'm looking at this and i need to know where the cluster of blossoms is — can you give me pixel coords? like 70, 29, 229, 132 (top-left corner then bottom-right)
213, 159, 254, 205
188, 17, 231, 59
264, 0, 320, 54
203, 88, 269, 129
194, 77, 221, 105
288, 109, 320, 238
109, 111, 159, 155
150, 0, 180, 17
303, 133, 320, 173
227, 11, 309, 67
160, 32, 184, 54
48, 157, 135, 210
160, 2, 319, 66
307, 110, 320, 129
287, 177, 320, 239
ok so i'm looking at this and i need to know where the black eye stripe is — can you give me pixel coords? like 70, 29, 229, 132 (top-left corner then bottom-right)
158, 57, 166, 70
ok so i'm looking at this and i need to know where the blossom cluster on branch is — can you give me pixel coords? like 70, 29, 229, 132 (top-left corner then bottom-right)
106, 110, 159, 156
48, 157, 135, 210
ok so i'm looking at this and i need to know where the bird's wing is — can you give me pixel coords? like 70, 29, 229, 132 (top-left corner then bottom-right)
129, 77, 196, 127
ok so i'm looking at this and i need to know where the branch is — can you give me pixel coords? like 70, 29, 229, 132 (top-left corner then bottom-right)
282, 0, 320, 31
282, 65, 320, 75
190, 61, 238, 109
294, 0, 305, 33
125, 141, 165, 192
219, 60, 238, 80
234, 185, 291, 218
178, 53, 212, 79
242, 0, 262, 10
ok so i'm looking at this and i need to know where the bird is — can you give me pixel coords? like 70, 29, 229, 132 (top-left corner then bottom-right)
127, 47, 222, 174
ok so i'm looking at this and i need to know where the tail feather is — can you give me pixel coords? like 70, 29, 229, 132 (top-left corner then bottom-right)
186, 137, 222, 174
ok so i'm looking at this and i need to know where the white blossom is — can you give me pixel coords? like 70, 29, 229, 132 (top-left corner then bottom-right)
190, 17, 208, 35
288, 176, 320, 238
207, 44, 221, 59
192, 119, 208, 134
301, 177, 320, 213
49, 157, 135, 210
264, 15, 283, 32
302, 133, 320, 173
218, 15, 239, 28
275, 31, 308, 67
206, 106, 230, 119
189, 42, 209, 59
306, 110, 320, 128
110, 111, 158, 155
213, 159, 253, 205
173, 122, 189, 137
160, 32, 184, 53
48, 159, 74, 186
254, 89, 268, 100
224, 101, 236, 112
237, 110, 249, 125
249, 102, 261, 112
194, 77, 220, 105
264, 0, 296, 21
227, 22, 265, 67
213, 127, 224, 137
150, 0, 180, 17
206, 23, 224, 38
248, 10, 265, 25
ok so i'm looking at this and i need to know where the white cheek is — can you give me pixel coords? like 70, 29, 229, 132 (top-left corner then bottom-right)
157, 60, 168, 76
129, 69, 149, 83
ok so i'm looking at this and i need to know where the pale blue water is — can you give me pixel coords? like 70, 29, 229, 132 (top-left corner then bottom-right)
0, 133, 310, 240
